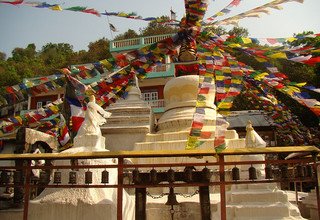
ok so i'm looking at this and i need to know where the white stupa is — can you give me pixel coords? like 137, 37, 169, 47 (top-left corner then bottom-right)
28, 95, 135, 220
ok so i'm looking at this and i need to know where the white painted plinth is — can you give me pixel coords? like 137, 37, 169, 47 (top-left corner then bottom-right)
74, 134, 106, 150
28, 137, 135, 220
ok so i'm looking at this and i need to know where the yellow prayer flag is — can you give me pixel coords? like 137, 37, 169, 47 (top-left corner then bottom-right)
99, 59, 113, 69
295, 82, 307, 87
241, 38, 252, 44
255, 57, 267, 62
231, 79, 242, 84
286, 37, 297, 43
216, 75, 224, 81
287, 86, 301, 93
118, 12, 127, 17
49, 105, 60, 113
216, 12, 224, 16
186, 136, 199, 150
218, 102, 232, 109
142, 64, 149, 69
222, 67, 231, 73
268, 52, 287, 59
196, 100, 206, 107
254, 72, 269, 80
152, 47, 161, 54
213, 51, 223, 57
204, 72, 214, 77
228, 43, 241, 48
15, 116, 23, 125
50, 5, 62, 11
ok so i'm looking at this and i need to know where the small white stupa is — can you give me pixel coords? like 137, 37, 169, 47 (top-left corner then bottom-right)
28, 95, 135, 220
213, 121, 306, 220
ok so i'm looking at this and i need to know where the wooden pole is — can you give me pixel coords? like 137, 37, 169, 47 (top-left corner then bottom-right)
135, 188, 146, 220
23, 160, 31, 220
219, 154, 226, 220
199, 185, 211, 220
117, 158, 123, 220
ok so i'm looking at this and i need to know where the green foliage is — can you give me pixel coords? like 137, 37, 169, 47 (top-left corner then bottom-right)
0, 64, 20, 87
288, 31, 320, 49
0, 38, 115, 91
114, 16, 178, 41
203, 26, 228, 36
228, 27, 249, 37
0, 51, 6, 61
114, 29, 139, 41
87, 38, 112, 62
271, 59, 319, 86
203, 26, 249, 37
39, 43, 74, 74
140, 16, 178, 37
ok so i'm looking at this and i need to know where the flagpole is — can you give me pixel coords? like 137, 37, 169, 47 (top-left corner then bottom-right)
105, 11, 114, 40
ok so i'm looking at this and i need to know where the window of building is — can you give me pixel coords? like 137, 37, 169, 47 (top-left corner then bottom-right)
36, 102, 43, 109
142, 91, 158, 101
142, 91, 162, 108
36, 100, 52, 109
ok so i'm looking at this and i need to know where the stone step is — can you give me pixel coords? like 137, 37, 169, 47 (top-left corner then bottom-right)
227, 202, 291, 219
233, 217, 301, 220
105, 115, 151, 125
101, 125, 151, 133
136, 138, 245, 150
135, 139, 214, 149
231, 182, 278, 191
227, 190, 288, 204
145, 130, 242, 142
106, 107, 151, 116
145, 131, 189, 142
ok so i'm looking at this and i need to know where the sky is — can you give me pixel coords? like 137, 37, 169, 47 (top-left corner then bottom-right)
0, 0, 319, 57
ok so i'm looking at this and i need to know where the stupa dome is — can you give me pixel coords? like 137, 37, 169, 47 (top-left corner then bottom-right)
164, 75, 215, 110
157, 75, 216, 132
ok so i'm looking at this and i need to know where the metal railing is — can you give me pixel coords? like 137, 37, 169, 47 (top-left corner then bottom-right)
0, 146, 319, 220
145, 99, 165, 108
110, 34, 174, 52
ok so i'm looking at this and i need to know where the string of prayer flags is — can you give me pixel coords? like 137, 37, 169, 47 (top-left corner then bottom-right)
1, 0, 180, 24
207, 0, 304, 27
205, 0, 243, 23
242, 80, 312, 146
0, 0, 23, 5
0, 99, 63, 136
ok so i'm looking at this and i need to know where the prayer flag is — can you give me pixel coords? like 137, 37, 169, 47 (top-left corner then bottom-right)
67, 97, 85, 132
109, 23, 118, 32
58, 114, 71, 147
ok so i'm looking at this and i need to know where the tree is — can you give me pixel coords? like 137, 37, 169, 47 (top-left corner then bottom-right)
11, 44, 37, 62
6, 44, 45, 80
39, 43, 74, 74
114, 29, 139, 40
86, 38, 112, 62
0, 64, 20, 87
203, 26, 227, 36
228, 27, 249, 37
140, 16, 178, 37
287, 31, 320, 48
203, 26, 248, 37
0, 52, 6, 61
